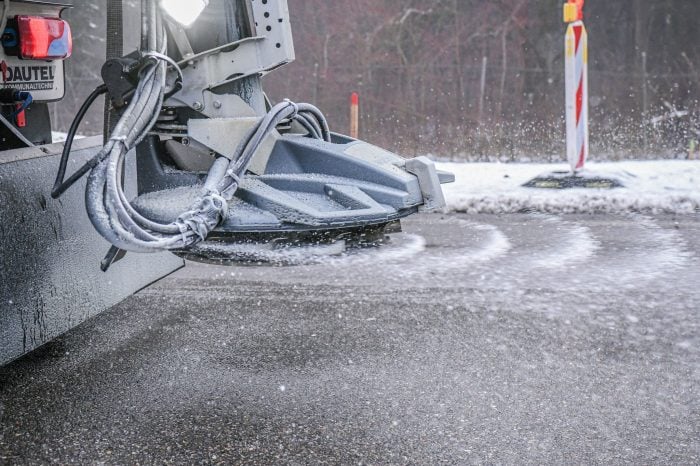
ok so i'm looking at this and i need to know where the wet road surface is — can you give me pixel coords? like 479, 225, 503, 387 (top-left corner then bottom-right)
1, 213, 699, 464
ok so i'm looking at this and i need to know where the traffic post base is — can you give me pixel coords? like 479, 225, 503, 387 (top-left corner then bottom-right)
526, 0, 623, 190
523, 170, 624, 190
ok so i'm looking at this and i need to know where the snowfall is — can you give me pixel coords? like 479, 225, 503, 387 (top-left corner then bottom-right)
436, 160, 700, 214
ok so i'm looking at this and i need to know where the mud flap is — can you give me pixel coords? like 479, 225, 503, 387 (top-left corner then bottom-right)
0, 137, 183, 366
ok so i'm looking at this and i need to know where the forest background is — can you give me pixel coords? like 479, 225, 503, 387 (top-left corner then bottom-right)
56, 0, 700, 161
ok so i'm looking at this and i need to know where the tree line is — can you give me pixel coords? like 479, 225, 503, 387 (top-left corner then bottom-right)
263, 0, 700, 159
56, 0, 700, 160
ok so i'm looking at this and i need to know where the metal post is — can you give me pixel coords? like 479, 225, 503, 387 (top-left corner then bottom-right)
350, 92, 359, 139
313, 62, 319, 105
641, 51, 648, 150
564, 0, 588, 173
478, 56, 488, 127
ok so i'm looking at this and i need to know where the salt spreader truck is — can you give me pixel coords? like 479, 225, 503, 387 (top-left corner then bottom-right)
0, 0, 451, 365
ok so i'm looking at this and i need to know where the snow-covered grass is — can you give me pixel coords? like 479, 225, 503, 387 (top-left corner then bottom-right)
437, 160, 700, 214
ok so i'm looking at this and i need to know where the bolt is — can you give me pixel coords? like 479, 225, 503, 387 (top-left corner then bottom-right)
193, 101, 204, 111
213, 101, 222, 109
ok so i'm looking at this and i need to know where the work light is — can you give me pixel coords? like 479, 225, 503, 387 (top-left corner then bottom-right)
160, 0, 209, 27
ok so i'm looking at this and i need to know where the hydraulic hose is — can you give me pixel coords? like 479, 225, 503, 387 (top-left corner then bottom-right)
52, 84, 108, 198
0, 112, 33, 147
55, 5, 331, 254
85, 98, 330, 253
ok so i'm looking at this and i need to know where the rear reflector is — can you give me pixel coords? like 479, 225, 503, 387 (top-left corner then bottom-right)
16, 16, 72, 60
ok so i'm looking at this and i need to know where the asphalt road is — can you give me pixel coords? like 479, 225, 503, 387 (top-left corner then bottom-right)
1, 213, 699, 464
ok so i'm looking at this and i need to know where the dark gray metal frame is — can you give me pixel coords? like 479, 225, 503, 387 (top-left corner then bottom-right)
0, 138, 183, 365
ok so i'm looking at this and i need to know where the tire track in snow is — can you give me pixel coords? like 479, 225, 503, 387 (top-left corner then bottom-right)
287, 219, 513, 284
526, 216, 601, 270
428, 220, 512, 267
598, 215, 692, 285
328, 233, 427, 267
527, 215, 693, 289
461, 215, 600, 281
368, 219, 512, 280
181, 214, 694, 291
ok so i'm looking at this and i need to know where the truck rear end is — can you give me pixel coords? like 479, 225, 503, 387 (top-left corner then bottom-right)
0, 0, 183, 366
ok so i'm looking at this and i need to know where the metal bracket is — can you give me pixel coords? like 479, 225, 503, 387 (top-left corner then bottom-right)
165, 20, 195, 60
187, 117, 280, 175
405, 156, 447, 211
165, 0, 295, 116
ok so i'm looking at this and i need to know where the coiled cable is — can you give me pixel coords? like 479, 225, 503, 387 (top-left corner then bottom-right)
55, 5, 330, 254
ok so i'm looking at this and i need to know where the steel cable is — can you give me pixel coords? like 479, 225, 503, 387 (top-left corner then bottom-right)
79, 7, 331, 253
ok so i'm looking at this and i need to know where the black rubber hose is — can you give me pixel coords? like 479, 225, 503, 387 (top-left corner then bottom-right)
51, 84, 108, 199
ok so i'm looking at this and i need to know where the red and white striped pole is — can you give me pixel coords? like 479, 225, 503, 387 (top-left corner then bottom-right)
350, 92, 359, 139
564, 0, 588, 173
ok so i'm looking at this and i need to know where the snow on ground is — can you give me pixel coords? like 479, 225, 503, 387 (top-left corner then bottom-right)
437, 160, 700, 214
51, 131, 86, 143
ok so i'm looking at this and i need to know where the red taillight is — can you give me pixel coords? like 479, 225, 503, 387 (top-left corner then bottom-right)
16, 16, 72, 60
